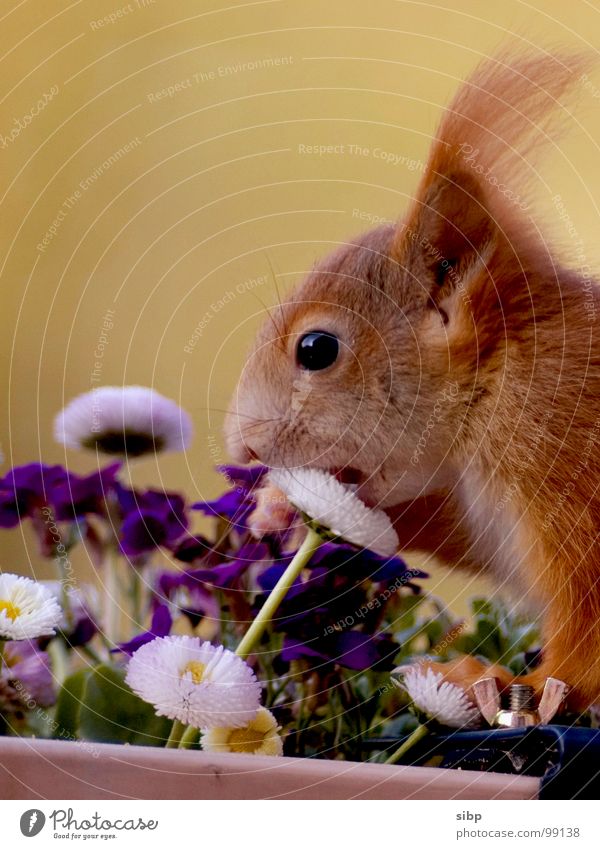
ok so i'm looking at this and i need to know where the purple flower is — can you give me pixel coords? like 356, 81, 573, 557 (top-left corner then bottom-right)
310, 542, 427, 583
0, 640, 55, 711
255, 563, 336, 632
120, 512, 167, 556
281, 631, 397, 671
118, 488, 188, 557
68, 612, 98, 647
113, 604, 172, 656
254, 541, 423, 632
0, 464, 70, 528
183, 541, 271, 588
192, 464, 267, 530
192, 489, 254, 529
217, 464, 267, 490
51, 463, 120, 521
156, 574, 220, 627
254, 540, 425, 666
171, 534, 214, 564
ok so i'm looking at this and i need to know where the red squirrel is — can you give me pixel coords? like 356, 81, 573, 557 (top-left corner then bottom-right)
225, 51, 600, 711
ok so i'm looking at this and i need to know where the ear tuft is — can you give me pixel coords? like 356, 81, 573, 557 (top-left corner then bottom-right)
396, 50, 594, 304
418, 170, 495, 289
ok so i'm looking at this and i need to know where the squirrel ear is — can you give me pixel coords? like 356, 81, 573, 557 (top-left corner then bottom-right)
410, 170, 494, 294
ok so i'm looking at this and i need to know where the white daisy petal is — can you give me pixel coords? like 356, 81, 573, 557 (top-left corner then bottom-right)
125, 636, 261, 729
393, 666, 480, 728
269, 467, 399, 557
0, 573, 63, 640
54, 386, 193, 457
201, 707, 283, 756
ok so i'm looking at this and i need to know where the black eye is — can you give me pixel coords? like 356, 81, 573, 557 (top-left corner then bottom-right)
296, 331, 339, 371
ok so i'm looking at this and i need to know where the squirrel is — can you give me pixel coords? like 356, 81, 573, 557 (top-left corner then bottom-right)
225, 51, 600, 711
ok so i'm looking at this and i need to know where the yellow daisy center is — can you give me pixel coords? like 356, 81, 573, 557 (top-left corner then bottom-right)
227, 726, 269, 754
0, 600, 20, 621
182, 660, 206, 684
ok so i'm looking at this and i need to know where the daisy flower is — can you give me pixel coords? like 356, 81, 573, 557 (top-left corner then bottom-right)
235, 467, 399, 661
125, 635, 261, 729
393, 666, 481, 728
0, 573, 63, 641
53, 386, 193, 457
201, 707, 283, 756
269, 467, 399, 558
384, 666, 480, 766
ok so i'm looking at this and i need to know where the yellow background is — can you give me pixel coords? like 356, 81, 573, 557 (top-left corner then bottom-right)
2, 0, 600, 613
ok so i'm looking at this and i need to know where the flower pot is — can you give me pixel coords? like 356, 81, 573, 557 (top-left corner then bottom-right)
0, 737, 539, 800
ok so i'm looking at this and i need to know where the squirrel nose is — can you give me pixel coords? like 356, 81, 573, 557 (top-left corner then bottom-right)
227, 440, 255, 464
224, 395, 266, 464
225, 426, 260, 463
238, 444, 259, 462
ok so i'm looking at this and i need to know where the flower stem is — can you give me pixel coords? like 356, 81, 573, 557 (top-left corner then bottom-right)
0, 639, 5, 671
384, 723, 429, 765
179, 725, 199, 749
104, 545, 120, 646
166, 719, 186, 748
130, 567, 143, 629
79, 644, 105, 666
176, 526, 323, 749
47, 638, 70, 687
54, 550, 75, 632
235, 526, 323, 661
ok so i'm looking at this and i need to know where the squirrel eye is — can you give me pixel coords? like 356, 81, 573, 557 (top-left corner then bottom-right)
296, 331, 339, 371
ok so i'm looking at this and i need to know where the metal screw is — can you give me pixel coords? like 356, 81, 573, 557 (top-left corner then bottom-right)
509, 684, 535, 711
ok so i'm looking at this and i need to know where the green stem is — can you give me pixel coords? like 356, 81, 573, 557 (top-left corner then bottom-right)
130, 568, 143, 629
166, 719, 186, 748
179, 725, 199, 749
235, 526, 323, 660
78, 644, 105, 666
104, 545, 120, 646
47, 638, 70, 687
55, 555, 74, 632
384, 723, 429, 765
0, 639, 5, 671
268, 676, 290, 706
177, 526, 324, 749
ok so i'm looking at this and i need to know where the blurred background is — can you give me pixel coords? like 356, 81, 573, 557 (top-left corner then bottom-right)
2, 0, 600, 613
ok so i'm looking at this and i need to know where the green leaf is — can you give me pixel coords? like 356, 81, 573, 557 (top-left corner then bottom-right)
471, 597, 495, 619
53, 668, 90, 740
453, 596, 539, 668
473, 618, 502, 660
423, 618, 444, 648
78, 663, 171, 746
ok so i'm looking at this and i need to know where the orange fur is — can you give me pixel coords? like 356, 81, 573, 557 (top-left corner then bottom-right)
226, 51, 600, 710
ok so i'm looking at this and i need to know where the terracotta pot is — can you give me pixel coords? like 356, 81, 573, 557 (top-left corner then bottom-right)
0, 737, 539, 799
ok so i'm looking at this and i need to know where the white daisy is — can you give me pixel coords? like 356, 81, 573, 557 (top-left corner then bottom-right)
393, 666, 480, 728
201, 707, 283, 756
125, 636, 261, 729
0, 573, 63, 640
53, 386, 193, 457
269, 467, 399, 557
